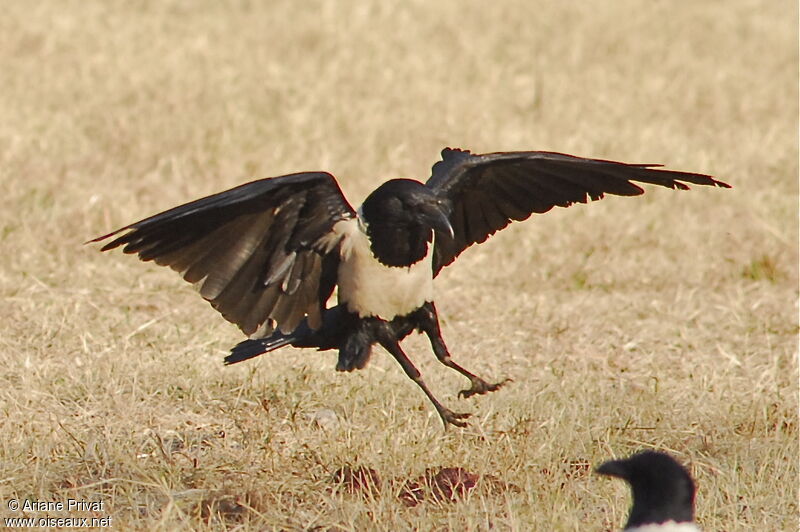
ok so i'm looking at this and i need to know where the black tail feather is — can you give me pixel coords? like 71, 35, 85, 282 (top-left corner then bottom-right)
223, 304, 355, 365
225, 335, 296, 365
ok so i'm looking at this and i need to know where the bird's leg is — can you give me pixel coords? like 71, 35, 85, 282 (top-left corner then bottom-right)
372, 321, 471, 429
416, 302, 512, 399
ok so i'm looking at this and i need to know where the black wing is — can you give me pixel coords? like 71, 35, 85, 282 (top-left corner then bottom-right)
426, 148, 730, 274
89, 172, 356, 336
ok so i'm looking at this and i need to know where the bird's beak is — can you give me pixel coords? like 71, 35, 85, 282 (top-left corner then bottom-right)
427, 205, 454, 239
595, 459, 628, 479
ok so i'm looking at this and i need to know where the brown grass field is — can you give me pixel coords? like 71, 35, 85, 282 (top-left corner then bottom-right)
1, 1, 797, 530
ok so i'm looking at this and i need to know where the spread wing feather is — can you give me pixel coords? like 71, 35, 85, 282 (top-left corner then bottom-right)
426, 149, 729, 274
89, 172, 356, 336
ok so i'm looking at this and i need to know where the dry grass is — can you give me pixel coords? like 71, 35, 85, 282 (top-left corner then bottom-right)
1, 0, 797, 530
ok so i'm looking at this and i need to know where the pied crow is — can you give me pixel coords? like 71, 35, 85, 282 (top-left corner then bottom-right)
90, 148, 729, 428
596, 451, 700, 531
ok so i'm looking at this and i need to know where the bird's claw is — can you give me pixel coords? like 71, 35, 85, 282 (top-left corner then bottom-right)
458, 377, 512, 399
438, 408, 472, 429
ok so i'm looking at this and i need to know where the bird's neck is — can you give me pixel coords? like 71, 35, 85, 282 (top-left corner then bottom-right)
627, 487, 695, 530
364, 220, 432, 267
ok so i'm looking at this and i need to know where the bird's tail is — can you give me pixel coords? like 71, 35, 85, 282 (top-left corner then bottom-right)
223, 304, 353, 365
224, 334, 297, 365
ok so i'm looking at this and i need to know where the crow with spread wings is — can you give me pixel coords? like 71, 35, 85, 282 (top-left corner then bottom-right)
90, 148, 729, 428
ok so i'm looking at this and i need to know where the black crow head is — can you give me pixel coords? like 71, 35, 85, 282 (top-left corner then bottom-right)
360, 179, 453, 266
361, 179, 453, 235
596, 451, 696, 529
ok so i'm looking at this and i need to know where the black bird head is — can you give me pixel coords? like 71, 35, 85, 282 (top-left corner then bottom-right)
362, 179, 453, 235
596, 451, 696, 529
360, 179, 453, 267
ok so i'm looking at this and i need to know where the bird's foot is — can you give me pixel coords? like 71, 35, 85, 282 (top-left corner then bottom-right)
437, 407, 472, 429
458, 377, 512, 399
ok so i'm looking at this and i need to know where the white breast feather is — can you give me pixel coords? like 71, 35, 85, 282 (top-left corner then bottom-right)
627, 523, 700, 531
332, 218, 433, 319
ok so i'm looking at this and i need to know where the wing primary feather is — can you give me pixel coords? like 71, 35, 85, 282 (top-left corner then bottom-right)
511, 166, 593, 206
266, 252, 296, 287
195, 210, 277, 299
243, 284, 283, 336
479, 197, 509, 235
183, 226, 254, 284
449, 202, 469, 251
491, 170, 558, 214
207, 242, 275, 332
531, 161, 643, 199
462, 195, 489, 245
155, 236, 215, 272
270, 290, 303, 334
282, 252, 307, 294
303, 254, 324, 330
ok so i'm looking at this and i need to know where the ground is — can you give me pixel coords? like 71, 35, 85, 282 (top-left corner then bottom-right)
0, 1, 797, 530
